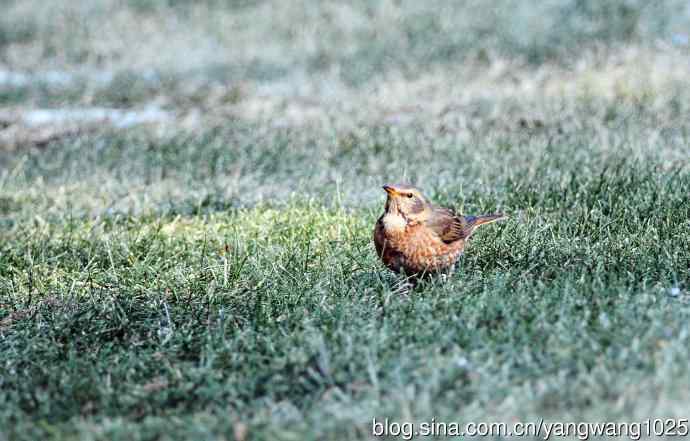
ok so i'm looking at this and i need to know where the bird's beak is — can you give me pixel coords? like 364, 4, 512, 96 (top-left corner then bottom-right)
382, 185, 397, 195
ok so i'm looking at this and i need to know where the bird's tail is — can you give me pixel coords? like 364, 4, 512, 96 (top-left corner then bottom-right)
463, 213, 507, 237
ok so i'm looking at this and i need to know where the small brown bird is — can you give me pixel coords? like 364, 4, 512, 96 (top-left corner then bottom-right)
374, 184, 506, 277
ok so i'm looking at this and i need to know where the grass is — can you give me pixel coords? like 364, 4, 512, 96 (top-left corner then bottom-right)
1, 1, 690, 440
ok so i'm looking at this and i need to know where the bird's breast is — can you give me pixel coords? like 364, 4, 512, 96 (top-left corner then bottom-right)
376, 220, 465, 274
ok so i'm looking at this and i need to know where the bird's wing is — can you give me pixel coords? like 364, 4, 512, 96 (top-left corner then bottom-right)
425, 207, 506, 243
424, 207, 469, 243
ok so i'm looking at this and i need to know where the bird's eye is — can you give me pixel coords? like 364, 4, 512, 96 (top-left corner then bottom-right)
406, 193, 414, 198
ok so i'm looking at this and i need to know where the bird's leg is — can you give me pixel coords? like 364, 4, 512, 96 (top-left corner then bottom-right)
406, 275, 418, 290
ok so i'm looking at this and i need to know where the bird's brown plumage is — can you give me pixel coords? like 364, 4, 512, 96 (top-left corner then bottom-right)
373, 184, 505, 276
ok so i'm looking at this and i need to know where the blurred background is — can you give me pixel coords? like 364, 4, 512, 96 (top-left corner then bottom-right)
1, 2, 689, 209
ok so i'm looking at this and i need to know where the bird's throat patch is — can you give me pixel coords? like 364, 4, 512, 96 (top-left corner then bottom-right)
382, 213, 407, 233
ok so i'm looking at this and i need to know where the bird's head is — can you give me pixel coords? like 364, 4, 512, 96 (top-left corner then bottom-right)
382, 183, 431, 222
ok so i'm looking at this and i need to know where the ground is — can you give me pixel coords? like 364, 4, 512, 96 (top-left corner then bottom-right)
1, 1, 690, 440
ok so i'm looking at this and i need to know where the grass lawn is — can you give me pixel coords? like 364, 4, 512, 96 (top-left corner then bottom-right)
1, 1, 690, 439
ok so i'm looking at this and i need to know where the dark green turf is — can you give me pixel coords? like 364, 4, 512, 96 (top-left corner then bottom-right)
2, 109, 689, 439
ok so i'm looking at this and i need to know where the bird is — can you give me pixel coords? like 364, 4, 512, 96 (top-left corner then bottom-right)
373, 183, 506, 278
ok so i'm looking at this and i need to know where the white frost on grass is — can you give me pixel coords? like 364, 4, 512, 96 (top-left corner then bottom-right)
0, 69, 117, 88
0, 70, 72, 87
18, 106, 171, 128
